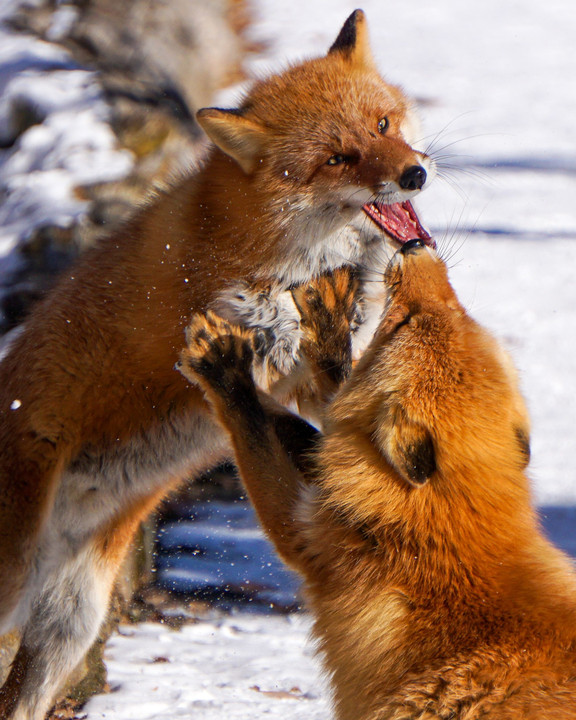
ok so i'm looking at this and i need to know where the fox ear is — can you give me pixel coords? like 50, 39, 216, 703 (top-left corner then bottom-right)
196, 108, 265, 174
514, 425, 531, 469
328, 9, 376, 70
374, 404, 436, 487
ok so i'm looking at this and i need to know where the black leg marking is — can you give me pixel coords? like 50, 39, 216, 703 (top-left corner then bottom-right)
270, 414, 321, 475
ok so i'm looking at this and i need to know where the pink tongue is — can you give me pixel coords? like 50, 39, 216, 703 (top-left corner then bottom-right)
363, 200, 435, 248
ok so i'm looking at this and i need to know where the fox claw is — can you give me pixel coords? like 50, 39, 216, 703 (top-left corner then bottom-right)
179, 311, 255, 387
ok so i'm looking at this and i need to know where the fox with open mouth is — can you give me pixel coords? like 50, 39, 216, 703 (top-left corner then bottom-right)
0, 9, 434, 719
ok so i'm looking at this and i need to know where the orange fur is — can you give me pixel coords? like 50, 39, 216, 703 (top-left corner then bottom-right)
0, 11, 435, 719
182, 242, 576, 719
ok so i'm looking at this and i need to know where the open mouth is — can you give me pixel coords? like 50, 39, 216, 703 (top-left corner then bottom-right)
363, 200, 435, 248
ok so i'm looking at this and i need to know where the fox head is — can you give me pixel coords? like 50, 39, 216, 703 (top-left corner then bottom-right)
332, 240, 531, 490
196, 10, 434, 283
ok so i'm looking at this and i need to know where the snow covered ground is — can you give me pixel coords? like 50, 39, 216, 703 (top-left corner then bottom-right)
1, 0, 575, 717
86, 613, 330, 720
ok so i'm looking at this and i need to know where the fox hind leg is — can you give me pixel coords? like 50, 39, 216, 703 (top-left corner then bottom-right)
0, 542, 117, 720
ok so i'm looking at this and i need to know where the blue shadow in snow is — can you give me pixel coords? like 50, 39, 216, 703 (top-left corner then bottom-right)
154, 500, 576, 613
538, 506, 576, 559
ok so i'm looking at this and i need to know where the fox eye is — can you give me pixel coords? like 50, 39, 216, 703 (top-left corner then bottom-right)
327, 154, 346, 166
377, 117, 389, 134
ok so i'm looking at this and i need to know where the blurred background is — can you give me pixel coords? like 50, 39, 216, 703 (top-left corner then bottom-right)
0, 0, 575, 715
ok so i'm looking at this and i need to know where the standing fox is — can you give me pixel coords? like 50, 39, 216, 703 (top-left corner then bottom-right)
182, 240, 576, 719
0, 10, 435, 720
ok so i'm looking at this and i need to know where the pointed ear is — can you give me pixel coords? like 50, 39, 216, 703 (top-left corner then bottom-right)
328, 9, 376, 70
374, 404, 436, 487
196, 108, 266, 174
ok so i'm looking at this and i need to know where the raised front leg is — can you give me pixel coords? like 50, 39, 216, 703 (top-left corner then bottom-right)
209, 268, 359, 426
291, 266, 359, 412
178, 312, 319, 571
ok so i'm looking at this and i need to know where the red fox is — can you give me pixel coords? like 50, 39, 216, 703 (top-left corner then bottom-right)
181, 240, 576, 720
0, 9, 435, 719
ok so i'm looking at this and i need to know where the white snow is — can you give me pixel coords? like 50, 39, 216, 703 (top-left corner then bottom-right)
0, 14, 134, 258
86, 614, 330, 720
0, 0, 575, 717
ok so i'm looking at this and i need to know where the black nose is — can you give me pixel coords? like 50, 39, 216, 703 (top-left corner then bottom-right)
400, 239, 425, 255
399, 165, 427, 191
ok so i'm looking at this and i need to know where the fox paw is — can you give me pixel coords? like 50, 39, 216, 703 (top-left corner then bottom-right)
178, 311, 255, 389
292, 266, 359, 345
291, 267, 359, 386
